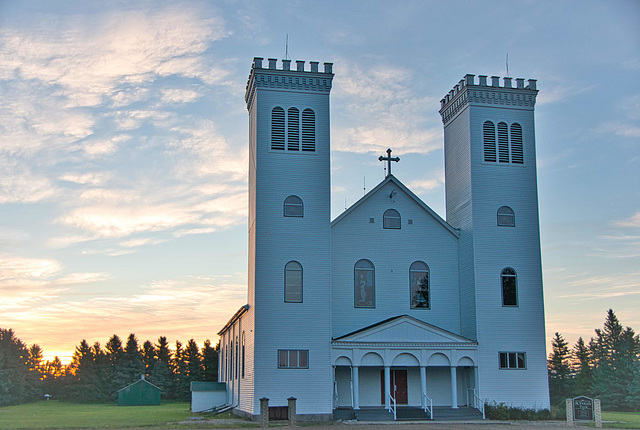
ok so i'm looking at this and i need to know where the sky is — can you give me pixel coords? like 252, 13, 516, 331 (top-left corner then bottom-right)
1, 0, 639, 364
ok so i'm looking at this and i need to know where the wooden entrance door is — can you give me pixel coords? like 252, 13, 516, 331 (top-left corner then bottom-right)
380, 369, 408, 405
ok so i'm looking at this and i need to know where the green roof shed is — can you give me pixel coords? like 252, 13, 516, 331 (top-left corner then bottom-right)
117, 375, 161, 406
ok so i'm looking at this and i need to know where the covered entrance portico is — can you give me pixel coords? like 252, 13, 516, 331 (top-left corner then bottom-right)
332, 316, 478, 417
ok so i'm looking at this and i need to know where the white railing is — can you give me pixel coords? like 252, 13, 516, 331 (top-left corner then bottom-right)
423, 392, 433, 420
468, 389, 485, 420
388, 393, 397, 421
333, 380, 338, 409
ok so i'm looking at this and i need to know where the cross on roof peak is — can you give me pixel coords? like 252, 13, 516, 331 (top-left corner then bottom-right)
378, 148, 400, 177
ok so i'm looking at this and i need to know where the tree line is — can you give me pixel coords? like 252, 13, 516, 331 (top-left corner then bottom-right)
548, 309, 640, 411
0, 330, 218, 406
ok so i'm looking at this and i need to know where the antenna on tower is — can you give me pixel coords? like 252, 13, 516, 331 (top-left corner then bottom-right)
284, 34, 290, 60
363, 177, 366, 195
506, 53, 510, 78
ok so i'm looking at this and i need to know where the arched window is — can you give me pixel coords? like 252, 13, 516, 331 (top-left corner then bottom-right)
287, 107, 300, 151
284, 195, 303, 217
383, 209, 401, 229
410, 261, 430, 309
235, 336, 239, 379
354, 259, 375, 308
501, 268, 518, 306
483, 121, 496, 162
498, 121, 509, 163
271, 107, 285, 150
241, 331, 245, 378
510, 123, 523, 164
497, 206, 515, 227
285, 261, 303, 303
301, 108, 315, 151
229, 338, 233, 380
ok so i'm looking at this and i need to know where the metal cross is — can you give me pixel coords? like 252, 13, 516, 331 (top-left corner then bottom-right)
378, 148, 400, 177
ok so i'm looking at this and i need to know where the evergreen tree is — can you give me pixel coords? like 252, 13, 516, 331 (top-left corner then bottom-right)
26, 344, 45, 397
121, 334, 144, 384
141, 340, 157, 378
184, 339, 203, 381
548, 332, 571, 404
105, 334, 126, 393
171, 340, 187, 400
91, 342, 111, 401
0, 328, 38, 405
572, 337, 593, 397
149, 337, 172, 396
67, 339, 96, 401
202, 339, 218, 381
42, 356, 65, 398
590, 309, 640, 410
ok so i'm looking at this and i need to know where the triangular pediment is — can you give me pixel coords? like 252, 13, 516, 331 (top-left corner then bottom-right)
333, 315, 473, 344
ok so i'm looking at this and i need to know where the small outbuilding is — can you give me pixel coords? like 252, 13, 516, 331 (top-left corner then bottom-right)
117, 375, 161, 406
190, 381, 227, 412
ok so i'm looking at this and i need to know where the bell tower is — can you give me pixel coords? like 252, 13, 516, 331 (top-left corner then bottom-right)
243, 57, 334, 418
440, 75, 550, 408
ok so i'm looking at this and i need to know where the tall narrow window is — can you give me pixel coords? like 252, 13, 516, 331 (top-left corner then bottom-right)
497, 206, 515, 227
483, 121, 496, 162
271, 107, 285, 150
285, 261, 303, 303
501, 268, 518, 306
287, 107, 300, 151
498, 122, 509, 163
383, 209, 401, 229
235, 336, 239, 379
241, 331, 245, 378
284, 195, 303, 217
410, 261, 430, 309
511, 123, 523, 164
301, 108, 315, 151
354, 259, 375, 308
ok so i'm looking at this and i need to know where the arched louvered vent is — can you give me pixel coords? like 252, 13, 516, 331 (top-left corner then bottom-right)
511, 123, 523, 164
271, 107, 285, 150
301, 108, 315, 152
498, 122, 509, 163
287, 107, 299, 151
483, 121, 496, 162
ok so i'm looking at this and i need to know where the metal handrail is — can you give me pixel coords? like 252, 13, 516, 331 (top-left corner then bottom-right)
423, 392, 433, 420
470, 389, 485, 420
388, 393, 397, 421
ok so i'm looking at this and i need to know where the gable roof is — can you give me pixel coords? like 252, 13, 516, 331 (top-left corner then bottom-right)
117, 377, 161, 392
333, 315, 474, 345
331, 174, 459, 238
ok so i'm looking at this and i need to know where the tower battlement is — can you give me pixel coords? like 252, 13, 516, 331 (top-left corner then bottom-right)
245, 57, 334, 110
439, 74, 538, 125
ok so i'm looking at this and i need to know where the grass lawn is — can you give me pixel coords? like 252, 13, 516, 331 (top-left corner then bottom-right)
0, 401, 228, 429
601, 411, 640, 429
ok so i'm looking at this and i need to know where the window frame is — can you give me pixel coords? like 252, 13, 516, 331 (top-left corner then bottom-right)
499, 352, 526, 370
284, 261, 303, 303
383, 209, 401, 229
283, 195, 304, 217
354, 259, 375, 308
497, 206, 515, 227
410, 261, 430, 309
501, 267, 518, 307
278, 349, 309, 369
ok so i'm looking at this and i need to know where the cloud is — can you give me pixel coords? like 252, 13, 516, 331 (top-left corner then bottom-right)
0, 162, 58, 204
59, 172, 111, 186
331, 59, 442, 154
407, 170, 444, 192
161, 88, 202, 104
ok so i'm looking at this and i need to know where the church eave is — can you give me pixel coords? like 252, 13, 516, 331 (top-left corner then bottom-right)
217, 304, 250, 336
330, 174, 459, 238
331, 341, 477, 349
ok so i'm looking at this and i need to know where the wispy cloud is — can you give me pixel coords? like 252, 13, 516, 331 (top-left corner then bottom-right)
332, 59, 442, 155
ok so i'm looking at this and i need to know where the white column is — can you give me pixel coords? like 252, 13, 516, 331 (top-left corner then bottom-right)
352, 366, 360, 410
450, 366, 458, 409
384, 366, 391, 409
420, 366, 427, 409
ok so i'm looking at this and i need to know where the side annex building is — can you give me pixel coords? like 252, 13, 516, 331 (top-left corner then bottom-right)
217, 57, 550, 420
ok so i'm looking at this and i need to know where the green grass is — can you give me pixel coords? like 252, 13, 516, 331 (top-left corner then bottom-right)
601, 411, 640, 429
0, 401, 197, 429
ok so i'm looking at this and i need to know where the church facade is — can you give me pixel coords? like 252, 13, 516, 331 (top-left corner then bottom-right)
217, 57, 550, 420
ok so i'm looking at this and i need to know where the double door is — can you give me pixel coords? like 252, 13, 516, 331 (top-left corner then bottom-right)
380, 369, 408, 405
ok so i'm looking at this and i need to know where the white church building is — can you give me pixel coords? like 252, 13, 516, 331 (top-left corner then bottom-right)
217, 57, 550, 421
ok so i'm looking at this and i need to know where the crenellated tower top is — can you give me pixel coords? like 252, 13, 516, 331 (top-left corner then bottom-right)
244, 57, 334, 111
438, 74, 538, 126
